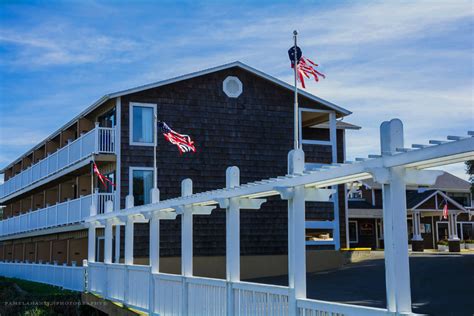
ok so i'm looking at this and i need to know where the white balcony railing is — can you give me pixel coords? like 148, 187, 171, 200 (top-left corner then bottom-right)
0, 192, 114, 237
0, 262, 85, 291
0, 126, 116, 200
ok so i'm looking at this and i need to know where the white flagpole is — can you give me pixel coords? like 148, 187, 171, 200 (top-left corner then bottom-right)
293, 30, 299, 150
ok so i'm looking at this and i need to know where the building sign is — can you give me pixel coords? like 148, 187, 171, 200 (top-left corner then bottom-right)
360, 223, 374, 236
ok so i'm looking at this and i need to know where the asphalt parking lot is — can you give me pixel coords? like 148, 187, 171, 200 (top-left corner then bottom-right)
251, 252, 474, 316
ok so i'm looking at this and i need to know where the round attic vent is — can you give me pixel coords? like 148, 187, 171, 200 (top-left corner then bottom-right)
223, 76, 243, 98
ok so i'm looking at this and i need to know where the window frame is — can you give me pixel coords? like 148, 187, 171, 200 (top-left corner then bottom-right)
129, 166, 155, 206
348, 220, 359, 243
129, 102, 157, 146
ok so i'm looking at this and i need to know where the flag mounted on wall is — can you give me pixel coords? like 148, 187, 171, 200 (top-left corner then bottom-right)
158, 121, 196, 154
288, 45, 325, 88
93, 162, 116, 189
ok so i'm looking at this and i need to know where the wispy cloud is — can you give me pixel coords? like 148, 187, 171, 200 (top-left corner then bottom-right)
0, 0, 472, 180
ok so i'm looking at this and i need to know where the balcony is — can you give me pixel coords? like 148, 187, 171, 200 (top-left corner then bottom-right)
0, 126, 116, 200
0, 192, 114, 237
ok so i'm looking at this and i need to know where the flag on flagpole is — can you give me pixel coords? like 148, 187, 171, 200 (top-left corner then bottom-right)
442, 200, 449, 219
158, 121, 196, 154
288, 45, 325, 88
93, 162, 116, 189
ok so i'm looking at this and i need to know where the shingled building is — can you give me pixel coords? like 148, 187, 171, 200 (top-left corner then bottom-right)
0, 62, 354, 278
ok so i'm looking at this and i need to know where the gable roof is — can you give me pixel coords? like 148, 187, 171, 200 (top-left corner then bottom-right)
349, 189, 467, 212
1, 61, 351, 174
107, 61, 352, 115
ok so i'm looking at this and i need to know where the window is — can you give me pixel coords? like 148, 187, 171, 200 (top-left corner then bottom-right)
130, 103, 156, 146
130, 167, 154, 206
349, 221, 358, 243
348, 189, 363, 200
98, 108, 116, 128
447, 192, 471, 207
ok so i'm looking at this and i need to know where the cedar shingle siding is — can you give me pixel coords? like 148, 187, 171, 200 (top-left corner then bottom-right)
120, 67, 345, 257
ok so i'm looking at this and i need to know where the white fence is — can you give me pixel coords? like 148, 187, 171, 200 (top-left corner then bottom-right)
88, 262, 390, 316
0, 193, 114, 237
0, 126, 116, 200
0, 262, 85, 291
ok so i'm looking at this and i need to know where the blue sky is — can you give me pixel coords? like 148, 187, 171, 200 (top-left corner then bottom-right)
0, 0, 472, 180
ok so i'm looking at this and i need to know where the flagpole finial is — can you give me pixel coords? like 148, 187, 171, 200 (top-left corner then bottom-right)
293, 30, 298, 36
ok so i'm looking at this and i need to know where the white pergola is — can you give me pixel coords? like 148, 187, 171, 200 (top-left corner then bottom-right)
85, 119, 473, 316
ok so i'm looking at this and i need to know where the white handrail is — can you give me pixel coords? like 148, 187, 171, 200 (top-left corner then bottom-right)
0, 127, 116, 199
0, 193, 113, 237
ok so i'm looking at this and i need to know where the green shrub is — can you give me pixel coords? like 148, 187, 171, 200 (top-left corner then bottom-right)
437, 240, 449, 246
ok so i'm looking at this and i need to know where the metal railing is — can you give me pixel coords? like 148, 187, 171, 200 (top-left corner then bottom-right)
0, 193, 114, 237
0, 262, 85, 291
0, 126, 116, 200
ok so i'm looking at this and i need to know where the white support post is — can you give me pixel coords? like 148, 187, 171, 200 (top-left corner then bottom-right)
412, 212, 422, 241
225, 166, 240, 316
104, 220, 113, 264
150, 191, 161, 274
380, 119, 412, 314
287, 149, 305, 316
329, 112, 341, 249
88, 224, 96, 263
124, 216, 134, 265
150, 226, 160, 274
448, 213, 459, 240
149, 188, 160, 316
180, 178, 193, 316
114, 225, 121, 263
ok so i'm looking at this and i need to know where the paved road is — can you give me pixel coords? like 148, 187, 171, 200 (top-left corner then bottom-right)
250, 252, 474, 316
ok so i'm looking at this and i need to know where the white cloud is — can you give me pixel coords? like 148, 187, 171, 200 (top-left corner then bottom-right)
0, 0, 472, 181
0, 23, 145, 66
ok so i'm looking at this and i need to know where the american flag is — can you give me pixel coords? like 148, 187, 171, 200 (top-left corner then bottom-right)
442, 199, 449, 220
93, 162, 115, 189
288, 45, 325, 89
159, 121, 196, 154
295, 56, 326, 88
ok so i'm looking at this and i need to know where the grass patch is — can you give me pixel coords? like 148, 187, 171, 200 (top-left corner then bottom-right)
0, 277, 100, 316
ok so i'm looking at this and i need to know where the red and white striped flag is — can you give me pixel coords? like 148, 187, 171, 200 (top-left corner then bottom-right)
442, 202, 449, 220
288, 45, 325, 89
93, 162, 115, 189
159, 121, 196, 154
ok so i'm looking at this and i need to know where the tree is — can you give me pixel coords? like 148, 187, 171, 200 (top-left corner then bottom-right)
466, 160, 474, 194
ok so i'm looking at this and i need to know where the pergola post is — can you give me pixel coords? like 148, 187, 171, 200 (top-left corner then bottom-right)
87, 224, 96, 263
124, 194, 135, 265
380, 119, 412, 314
225, 167, 240, 316
181, 179, 193, 315
287, 149, 306, 316
104, 220, 113, 264
114, 225, 121, 263
124, 216, 134, 265
150, 217, 160, 273
104, 201, 114, 264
